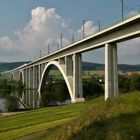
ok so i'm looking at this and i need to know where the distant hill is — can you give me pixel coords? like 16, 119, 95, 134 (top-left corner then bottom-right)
0, 61, 140, 73
0, 62, 30, 72
82, 62, 104, 71
82, 62, 140, 72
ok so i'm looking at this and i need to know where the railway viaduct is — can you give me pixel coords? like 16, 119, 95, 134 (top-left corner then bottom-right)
2, 14, 140, 108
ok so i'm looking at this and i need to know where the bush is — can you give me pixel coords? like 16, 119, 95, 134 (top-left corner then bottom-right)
118, 73, 140, 93
129, 73, 140, 91
41, 80, 70, 106
0, 77, 25, 97
83, 78, 104, 99
118, 74, 130, 93
5, 96, 19, 112
0, 109, 2, 113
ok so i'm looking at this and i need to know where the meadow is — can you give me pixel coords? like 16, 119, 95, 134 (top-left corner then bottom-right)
0, 96, 103, 140
0, 92, 140, 140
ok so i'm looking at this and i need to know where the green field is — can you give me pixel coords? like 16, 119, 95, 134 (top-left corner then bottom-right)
0, 96, 103, 140
0, 92, 140, 140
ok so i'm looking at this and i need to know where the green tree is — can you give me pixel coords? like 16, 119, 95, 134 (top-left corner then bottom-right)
118, 74, 130, 93
83, 78, 104, 99
53, 80, 69, 102
41, 80, 70, 106
5, 96, 19, 111
129, 73, 140, 91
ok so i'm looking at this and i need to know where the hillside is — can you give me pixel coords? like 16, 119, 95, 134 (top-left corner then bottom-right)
32, 92, 140, 140
0, 62, 30, 72
0, 61, 140, 73
82, 62, 140, 72
0, 92, 140, 140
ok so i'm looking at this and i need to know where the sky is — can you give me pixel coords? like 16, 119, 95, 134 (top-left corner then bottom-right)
0, 0, 140, 64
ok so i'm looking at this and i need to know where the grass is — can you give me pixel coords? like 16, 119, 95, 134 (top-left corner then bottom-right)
0, 75, 7, 80
33, 92, 140, 140
0, 92, 140, 140
0, 96, 103, 140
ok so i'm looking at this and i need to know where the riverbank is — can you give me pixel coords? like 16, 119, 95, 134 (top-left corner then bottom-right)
0, 112, 22, 116
0, 92, 140, 140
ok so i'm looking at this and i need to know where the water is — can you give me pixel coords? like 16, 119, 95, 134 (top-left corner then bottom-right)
0, 98, 7, 112
0, 90, 29, 112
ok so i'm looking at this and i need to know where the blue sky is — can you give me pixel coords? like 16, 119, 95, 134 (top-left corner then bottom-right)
0, 0, 140, 64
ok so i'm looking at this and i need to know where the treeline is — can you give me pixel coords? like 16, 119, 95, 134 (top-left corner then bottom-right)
0, 61, 30, 72
0, 78, 24, 96
41, 73, 140, 106
119, 73, 140, 93
41, 77, 104, 106
0, 76, 25, 112
0, 73, 140, 109
82, 62, 140, 71
1, 61, 140, 73
41, 80, 70, 106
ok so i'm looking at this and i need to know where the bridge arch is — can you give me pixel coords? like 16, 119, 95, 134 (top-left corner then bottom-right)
38, 61, 74, 102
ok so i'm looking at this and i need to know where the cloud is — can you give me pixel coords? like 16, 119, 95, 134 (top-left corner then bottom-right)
0, 6, 139, 63
77, 20, 98, 38
119, 37, 140, 55
17, 7, 73, 52
0, 7, 98, 62
127, 11, 139, 18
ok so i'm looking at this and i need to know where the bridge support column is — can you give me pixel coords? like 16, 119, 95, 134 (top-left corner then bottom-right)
28, 68, 31, 108
32, 66, 36, 108
65, 55, 72, 76
38, 65, 42, 107
73, 53, 84, 102
24, 69, 29, 107
35, 66, 40, 108
105, 43, 118, 100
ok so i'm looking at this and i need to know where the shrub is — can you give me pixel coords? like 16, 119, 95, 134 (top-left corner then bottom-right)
83, 78, 104, 99
41, 80, 70, 106
5, 96, 19, 112
129, 73, 140, 91
118, 74, 130, 93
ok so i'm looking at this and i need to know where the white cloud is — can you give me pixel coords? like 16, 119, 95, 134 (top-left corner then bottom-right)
127, 11, 139, 18
18, 7, 73, 52
77, 20, 98, 38
0, 7, 98, 61
119, 37, 140, 56
0, 6, 139, 63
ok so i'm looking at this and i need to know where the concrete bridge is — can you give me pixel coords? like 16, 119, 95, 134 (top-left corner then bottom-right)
2, 14, 140, 108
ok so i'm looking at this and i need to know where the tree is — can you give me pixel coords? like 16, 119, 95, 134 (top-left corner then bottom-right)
83, 78, 104, 99
129, 73, 140, 91
118, 74, 130, 93
41, 80, 70, 106
5, 96, 19, 111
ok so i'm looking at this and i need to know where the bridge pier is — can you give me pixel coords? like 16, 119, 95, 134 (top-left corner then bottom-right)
105, 43, 118, 100
73, 53, 84, 102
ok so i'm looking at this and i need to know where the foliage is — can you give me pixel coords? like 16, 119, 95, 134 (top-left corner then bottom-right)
34, 92, 140, 140
118, 74, 130, 93
0, 62, 30, 73
0, 96, 103, 140
41, 77, 104, 106
41, 80, 70, 106
83, 77, 104, 99
118, 73, 140, 93
129, 73, 140, 91
5, 96, 19, 112
0, 76, 25, 112
0, 76, 25, 97
1, 62, 140, 73
0, 92, 139, 140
